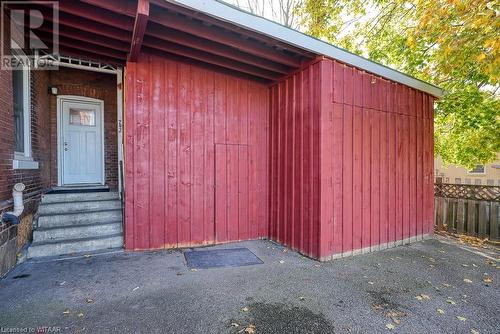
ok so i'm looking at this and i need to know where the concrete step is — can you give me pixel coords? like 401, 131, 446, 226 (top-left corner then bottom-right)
33, 221, 122, 243
38, 210, 122, 229
38, 200, 121, 215
42, 191, 119, 204
28, 233, 123, 258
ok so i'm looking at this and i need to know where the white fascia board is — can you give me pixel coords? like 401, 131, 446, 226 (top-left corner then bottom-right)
168, 0, 443, 97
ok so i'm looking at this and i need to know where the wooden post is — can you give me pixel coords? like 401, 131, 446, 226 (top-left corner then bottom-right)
491, 202, 499, 241
467, 200, 476, 236
436, 197, 444, 231
457, 199, 465, 234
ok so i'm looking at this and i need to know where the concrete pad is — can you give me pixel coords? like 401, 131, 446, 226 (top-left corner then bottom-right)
0, 237, 498, 334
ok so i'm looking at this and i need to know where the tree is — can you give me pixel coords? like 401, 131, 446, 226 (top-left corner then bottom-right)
297, 0, 500, 169
228, 0, 302, 28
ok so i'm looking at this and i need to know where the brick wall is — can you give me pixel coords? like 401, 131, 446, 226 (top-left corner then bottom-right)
0, 19, 52, 276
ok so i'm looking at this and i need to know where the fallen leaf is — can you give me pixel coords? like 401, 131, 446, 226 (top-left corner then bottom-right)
462, 264, 469, 267
372, 304, 383, 311
442, 283, 451, 287
59, 281, 66, 286
437, 309, 445, 315
132, 286, 140, 291
446, 299, 456, 305
245, 324, 256, 334
456, 316, 467, 321
299, 296, 306, 301
368, 281, 374, 285
230, 323, 239, 328
241, 307, 249, 312
415, 294, 430, 301
463, 278, 473, 283
314, 264, 321, 267
386, 323, 395, 330
279, 260, 285, 264
77, 312, 84, 318
471, 329, 480, 334
190, 269, 198, 272
63, 309, 70, 315
283, 248, 288, 253
84, 254, 92, 258
85, 298, 94, 304
483, 276, 493, 283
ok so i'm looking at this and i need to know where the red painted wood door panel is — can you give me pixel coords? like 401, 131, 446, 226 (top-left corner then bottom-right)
215, 144, 249, 243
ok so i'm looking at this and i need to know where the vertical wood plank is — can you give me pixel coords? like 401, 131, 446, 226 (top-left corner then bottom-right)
342, 104, 354, 254
215, 144, 227, 242
490, 202, 499, 241
227, 145, 239, 241
165, 60, 179, 248
352, 106, 363, 251
150, 56, 165, 248
178, 63, 192, 246
332, 103, 343, 255
456, 200, 465, 234
124, 61, 136, 250
135, 58, 151, 249
371, 111, 380, 248
238, 145, 249, 241
477, 201, 487, 238
467, 200, 476, 236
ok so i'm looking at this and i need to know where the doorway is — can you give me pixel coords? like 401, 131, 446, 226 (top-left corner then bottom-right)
58, 96, 104, 185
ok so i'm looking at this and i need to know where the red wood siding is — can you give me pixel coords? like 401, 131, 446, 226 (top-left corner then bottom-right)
270, 58, 435, 260
321, 58, 435, 259
125, 54, 269, 250
268, 61, 322, 259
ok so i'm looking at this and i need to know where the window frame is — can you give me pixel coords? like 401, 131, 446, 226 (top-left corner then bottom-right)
11, 41, 38, 170
467, 164, 486, 175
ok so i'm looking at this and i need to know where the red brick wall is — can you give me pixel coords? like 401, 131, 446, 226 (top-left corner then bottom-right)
48, 68, 118, 189
0, 60, 51, 213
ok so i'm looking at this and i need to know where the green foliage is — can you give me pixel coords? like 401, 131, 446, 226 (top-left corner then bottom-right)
297, 0, 500, 168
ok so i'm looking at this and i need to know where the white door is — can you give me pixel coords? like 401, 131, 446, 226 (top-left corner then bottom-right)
60, 98, 104, 185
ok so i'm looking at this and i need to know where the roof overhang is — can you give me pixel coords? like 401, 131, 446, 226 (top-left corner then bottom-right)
169, 0, 443, 97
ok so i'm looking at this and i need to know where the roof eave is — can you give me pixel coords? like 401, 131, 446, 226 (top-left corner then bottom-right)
167, 0, 443, 98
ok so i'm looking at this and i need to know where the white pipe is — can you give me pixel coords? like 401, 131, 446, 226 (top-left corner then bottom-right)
7, 183, 25, 217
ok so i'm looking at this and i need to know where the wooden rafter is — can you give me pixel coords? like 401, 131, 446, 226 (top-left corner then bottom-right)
129, 0, 150, 62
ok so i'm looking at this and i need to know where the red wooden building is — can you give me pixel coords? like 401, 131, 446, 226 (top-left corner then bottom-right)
0, 0, 441, 270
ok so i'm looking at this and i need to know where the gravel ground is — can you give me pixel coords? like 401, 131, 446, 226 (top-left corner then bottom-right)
0, 236, 498, 334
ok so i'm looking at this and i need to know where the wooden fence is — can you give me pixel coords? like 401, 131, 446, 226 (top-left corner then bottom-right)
434, 183, 500, 241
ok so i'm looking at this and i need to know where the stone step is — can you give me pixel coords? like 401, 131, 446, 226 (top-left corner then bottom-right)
41, 191, 119, 204
38, 200, 122, 215
33, 221, 122, 243
37, 210, 122, 229
28, 233, 123, 258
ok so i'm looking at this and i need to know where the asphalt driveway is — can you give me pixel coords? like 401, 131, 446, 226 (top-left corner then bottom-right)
0, 236, 498, 334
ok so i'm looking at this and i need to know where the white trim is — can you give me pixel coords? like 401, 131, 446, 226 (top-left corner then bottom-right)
11, 41, 33, 160
117, 67, 124, 196
13, 159, 39, 170
57, 95, 105, 186
35, 50, 118, 74
168, 0, 443, 97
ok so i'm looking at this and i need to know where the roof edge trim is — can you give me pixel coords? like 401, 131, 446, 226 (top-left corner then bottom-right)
167, 0, 443, 97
